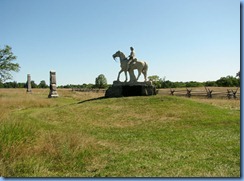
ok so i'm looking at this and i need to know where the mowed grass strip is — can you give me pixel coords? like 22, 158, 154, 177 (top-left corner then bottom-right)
0, 89, 240, 177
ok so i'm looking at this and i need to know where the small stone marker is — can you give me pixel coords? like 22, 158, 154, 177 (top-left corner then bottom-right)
48, 71, 59, 98
26, 74, 32, 93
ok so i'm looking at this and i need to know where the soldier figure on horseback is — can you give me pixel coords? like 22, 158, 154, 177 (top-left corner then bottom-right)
112, 49, 148, 82
127, 47, 137, 71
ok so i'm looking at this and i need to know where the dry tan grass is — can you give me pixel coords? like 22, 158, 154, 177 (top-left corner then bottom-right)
0, 89, 53, 122
0, 88, 240, 177
191, 98, 240, 111
33, 132, 95, 155
57, 89, 104, 101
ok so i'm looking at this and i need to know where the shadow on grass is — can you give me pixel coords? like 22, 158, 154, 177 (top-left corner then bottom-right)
77, 96, 107, 104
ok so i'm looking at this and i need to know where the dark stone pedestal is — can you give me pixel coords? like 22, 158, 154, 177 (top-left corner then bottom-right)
105, 81, 157, 98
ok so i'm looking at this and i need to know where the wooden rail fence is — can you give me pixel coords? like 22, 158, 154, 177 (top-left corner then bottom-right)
72, 87, 240, 99
160, 87, 240, 99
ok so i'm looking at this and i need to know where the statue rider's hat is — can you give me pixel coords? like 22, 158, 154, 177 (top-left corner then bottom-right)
130, 47, 134, 50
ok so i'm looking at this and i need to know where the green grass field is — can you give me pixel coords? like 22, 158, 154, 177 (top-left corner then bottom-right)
0, 88, 240, 177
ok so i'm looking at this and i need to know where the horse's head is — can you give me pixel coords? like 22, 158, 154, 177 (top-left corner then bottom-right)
112, 51, 121, 60
113, 51, 127, 62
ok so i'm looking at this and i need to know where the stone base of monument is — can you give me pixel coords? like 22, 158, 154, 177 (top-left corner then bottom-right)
105, 81, 157, 98
48, 81, 59, 98
48, 91, 59, 98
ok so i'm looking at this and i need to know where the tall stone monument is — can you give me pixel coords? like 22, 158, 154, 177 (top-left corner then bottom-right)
26, 74, 32, 93
105, 50, 157, 98
48, 71, 59, 98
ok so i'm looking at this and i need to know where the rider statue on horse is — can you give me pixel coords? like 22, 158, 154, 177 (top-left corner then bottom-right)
112, 47, 148, 83
127, 47, 137, 71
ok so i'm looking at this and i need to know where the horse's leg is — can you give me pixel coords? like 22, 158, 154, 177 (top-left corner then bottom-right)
142, 62, 148, 82
142, 67, 147, 81
124, 71, 128, 82
143, 71, 147, 81
136, 63, 143, 81
136, 69, 142, 81
117, 69, 123, 81
129, 69, 136, 82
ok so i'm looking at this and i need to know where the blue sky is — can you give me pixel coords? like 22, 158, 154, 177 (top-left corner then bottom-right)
0, 0, 240, 85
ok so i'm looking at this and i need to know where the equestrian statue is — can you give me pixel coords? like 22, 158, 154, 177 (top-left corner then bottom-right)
112, 47, 148, 82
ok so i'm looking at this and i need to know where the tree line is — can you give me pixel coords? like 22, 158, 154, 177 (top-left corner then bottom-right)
148, 74, 240, 88
58, 74, 109, 89
0, 45, 240, 89
0, 80, 49, 88
0, 74, 239, 89
0, 74, 109, 89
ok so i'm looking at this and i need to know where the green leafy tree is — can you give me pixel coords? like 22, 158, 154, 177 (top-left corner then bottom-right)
38, 80, 48, 88
161, 80, 174, 88
236, 71, 240, 79
18, 82, 26, 88
204, 81, 217, 87
0, 45, 20, 82
236, 71, 240, 85
216, 76, 239, 87
185, 81, 203, 87
148, 75, 161, 88
95, 74, 107, 88
31, 80, 38, 88
0, 81, 3, 88
12, 81, 18, 88
3, 81, 18, 88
